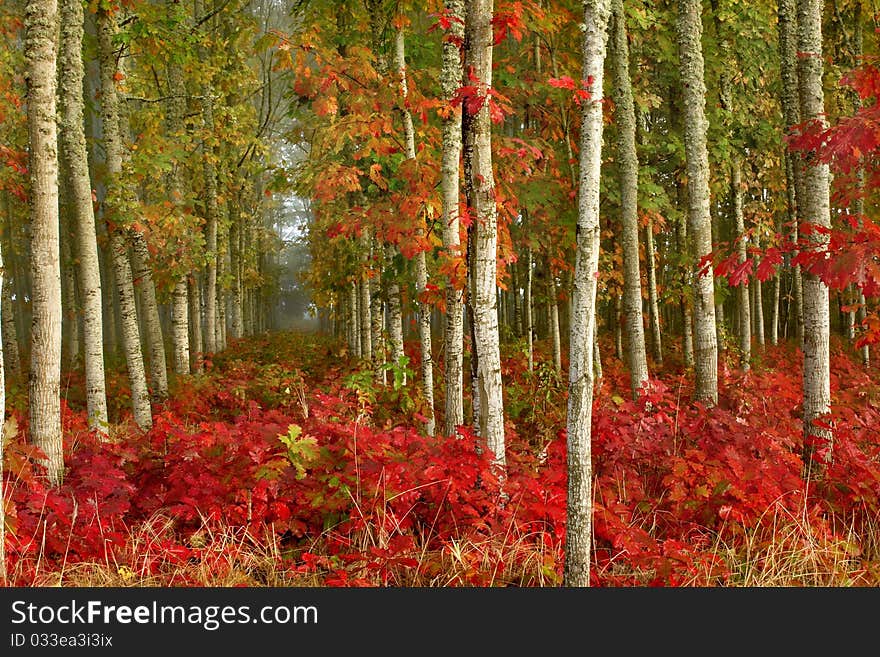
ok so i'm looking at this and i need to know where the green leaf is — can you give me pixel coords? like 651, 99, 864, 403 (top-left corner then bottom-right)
278, 424, 319, 479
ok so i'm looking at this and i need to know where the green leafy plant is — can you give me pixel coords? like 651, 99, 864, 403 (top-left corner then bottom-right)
278, 424, 320, 480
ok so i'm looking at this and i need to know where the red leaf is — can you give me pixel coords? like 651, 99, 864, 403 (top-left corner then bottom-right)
755, 248, 783, 282
548, 76, 577, 90
727, 259, 753, 287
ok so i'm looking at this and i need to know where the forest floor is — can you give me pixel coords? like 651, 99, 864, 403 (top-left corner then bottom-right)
3, 330, 880, 586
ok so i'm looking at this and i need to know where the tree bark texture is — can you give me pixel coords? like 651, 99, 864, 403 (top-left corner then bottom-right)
565, 0, 610, 588
26, 0, 64, 483
677, 0, 718, 404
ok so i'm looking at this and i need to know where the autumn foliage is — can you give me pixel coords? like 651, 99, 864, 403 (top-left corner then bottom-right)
3, 331, 879, 587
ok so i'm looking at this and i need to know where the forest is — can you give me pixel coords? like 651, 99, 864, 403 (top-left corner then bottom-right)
1, 0, 880, 588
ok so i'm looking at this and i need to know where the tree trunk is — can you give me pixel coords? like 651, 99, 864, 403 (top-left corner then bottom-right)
386, 256, 404, 378
189, 274, 202, 372
228, 201, 244, 340
615, 294, 623, 361
512, 261, 522, 337
60, 207, 80, 367
463, 0, 504, 465
779, 0, 805, 348
677, 0, 718, 404
754, 236, 765, 347
770, 210, 782, 345
851, 13, 870, 367
358, 228, 373, 361
370, 261, 385, 382
441, 0, 465, 433
359, 275, 372, 360
565, 0, 610, 588
733, 158, 751, 371
796, 0, 832, 469
550, 280, 561, 373
858, 292, 869, 366
170, 276, 189, 375
199, 75, 218, 355
165, 16, 190, 376
1, 267, 20, 377
217, 234, 227, 351
129, 232, 169, 397
676, 199, 695, 368
26, 0, 64, 484
97, 7, 152, 430
610, 0, 649, 397
644, 212, 663, 365
395, 27, 434, 435
525, 247, 534, 372
349, 279, 361, 358
58, 0, 108, 432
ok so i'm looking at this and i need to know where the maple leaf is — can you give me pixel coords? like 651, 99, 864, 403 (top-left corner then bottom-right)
548, 76, 577, 90
427, 9, 465, 33
491, 2, 525, 45
450, 84, 486, 116
755, 248, 783, 282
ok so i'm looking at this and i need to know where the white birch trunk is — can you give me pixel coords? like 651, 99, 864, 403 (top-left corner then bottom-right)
349, 280, 361, 359
796, 0, 832, 466
228, 205, 244, 340
1, 270, 19, 376
755, 236, 765, 347
171, 276, 189, 375
779, 0, 805, 348
565, 0, 611, 588
441, 0, 465, 435
360, 276, 372, 360
189, 274, 202, 372
611, 0, 649, 396
200, 83, 218, 355
97, 8, 152, 430
370, 265, 385, 382
645, 214, 662, 365
26, 0, 64, 484
733, 158, 751, 371
386, 262, 404, 378
165, 22, 190, 376
678, 0, 718, 404
129, 232, 169, 397
463, 0, 504, 464
395, 27, 435, 435
60, 210, 80, 366
525, 247, 534, 372
550, 282, 561, 374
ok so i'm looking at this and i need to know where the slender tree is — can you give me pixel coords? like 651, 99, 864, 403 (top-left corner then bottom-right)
732, 158, 751, 370
58, 0, 108, 433
25, 0, 64, 484
677, 0, 718, 405
97, 6, 153, 430
165, 5, 191, 377
565, 0, 611, 588
610, 0, 649, 397
395, 25, 434, 436
462, 0, 504, 465
779, 0, 805, 347
796, 0, 832, 468
441, 0, 465, 436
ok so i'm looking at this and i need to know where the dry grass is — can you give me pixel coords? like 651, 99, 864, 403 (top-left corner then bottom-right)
596, 501, 880, 587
